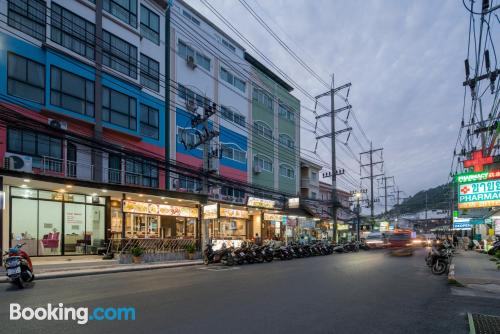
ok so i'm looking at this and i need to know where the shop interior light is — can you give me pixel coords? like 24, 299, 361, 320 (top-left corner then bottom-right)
91, 193, 97, 196
139, 194, 144, 197
20, 184, 28, 188
178, 199, 183, 202
147, 199, 152, 202
23, 179, 31, 183
66, 185, 72, 188
58, 189, 66, 193
126, 197, 132, 200
102, 189, 107, 193
161, 197, 165, 200
164, 201, 168, 204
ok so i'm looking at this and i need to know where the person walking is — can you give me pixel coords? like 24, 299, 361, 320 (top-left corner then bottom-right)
254, 233, 262, 246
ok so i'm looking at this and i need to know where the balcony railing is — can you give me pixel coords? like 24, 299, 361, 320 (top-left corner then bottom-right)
41, 156, 94, 180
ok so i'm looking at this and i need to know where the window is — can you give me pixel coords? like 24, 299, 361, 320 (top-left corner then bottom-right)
220, 67, 246, 92
102, 87, 137, 130
102, 30, 138, 78
220, 106, 246, 127
140, 5, 159, 44
221, 144, 246, 163
140, 104, 159, 139
140, 54, 159, 92
7, 53, 45, 104
51, 3, 95, 60
311, 171, 318, 181
177, 84, 210, 109
177, 127, 201, 149
221, 186, 245, 201
254, 155, 272, 172
279, 164, 295, 179
178, 40, 211, 71
311, 192, 317, 199
7, 0, 46, 41
279, 134, 295, 149
125, 158, 158, 188
253, 121, 273, 140
103, 0, 137, 27
253, 87, 273, 111
51, 66, 94, 116
182, 10, 200, 26
221, 38, 236, 53
176, 175, 201, 192
7, 128, 62, 159
279, 103, 295, 122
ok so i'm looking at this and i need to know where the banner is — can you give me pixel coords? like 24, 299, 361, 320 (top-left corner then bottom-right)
458, 180, 500, 209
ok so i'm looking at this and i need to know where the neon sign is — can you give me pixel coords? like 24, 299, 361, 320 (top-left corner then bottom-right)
455, 170, 500, 183
458, 180, 500, 209
463, 150, 493, 172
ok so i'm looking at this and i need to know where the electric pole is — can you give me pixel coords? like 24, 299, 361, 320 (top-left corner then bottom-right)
315, 74, 352, 243
360, 143, 383, 221
378, 175, 394, 215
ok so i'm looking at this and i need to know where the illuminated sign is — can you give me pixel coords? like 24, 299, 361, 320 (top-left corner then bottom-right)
463, 150, 493, 172
458, 180, 500, 209
453, 222, 472, 230
337, 224, 349, 231
247, 197, 275, 209
263, 213, 285, 221
123, 200, 198, 217
455, 170, 500, 184
203, 204, 218, 219
219, 207, 249, 219
495, 220, 500, 235
288, 197, 299, 208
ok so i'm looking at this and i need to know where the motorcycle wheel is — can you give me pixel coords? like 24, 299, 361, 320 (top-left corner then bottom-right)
431, 261, 447, 275
225, 256, 234, 266
15, 278, 24, 289
264, 255, 273, 262
204, 257, 210, 265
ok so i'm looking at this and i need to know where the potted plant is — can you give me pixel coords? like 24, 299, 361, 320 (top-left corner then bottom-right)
131, 246, 144, 264
185, 244, 196, 260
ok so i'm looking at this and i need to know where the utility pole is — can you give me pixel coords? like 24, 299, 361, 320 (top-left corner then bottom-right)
377, 175, 394, 215
315, 74, 352, 243
360, 143, 383, 221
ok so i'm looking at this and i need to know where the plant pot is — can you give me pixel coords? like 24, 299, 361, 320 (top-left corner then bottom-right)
187, 252, 195, 260
132, 255, 142, 264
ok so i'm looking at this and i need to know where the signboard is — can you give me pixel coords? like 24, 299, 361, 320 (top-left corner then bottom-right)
495, 219, 500, 235
0, 191, 4, 210
453, 221, 473, 230
458, 180, 500, 209
288, 197, 299, 208
122, 200, 198, 218
379, 221, 389, 232
219, 207, 249, 219
337, 224, 349, 231
263, 213, 285, 221
203, 204, 218, 219
247, 197, 275, 209
455, 170, 500, 184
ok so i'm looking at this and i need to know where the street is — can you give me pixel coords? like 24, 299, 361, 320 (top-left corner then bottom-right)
0, 249, 498, 334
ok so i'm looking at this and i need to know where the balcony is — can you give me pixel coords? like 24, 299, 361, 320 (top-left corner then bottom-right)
40, 156, 94, 181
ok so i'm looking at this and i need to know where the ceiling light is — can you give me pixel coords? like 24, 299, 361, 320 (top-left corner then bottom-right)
139, 194, 144, 197
91, 193, 97, 197
20, 184, 28, 188
127, 197, 132, 200
102, 189, 108, 193
23, 179, 31, 183
59, 189, 66, 193
161, 197, 165, 200
66, 185, 72, 188
164, 201, 168, 204
147, 199, 152, 202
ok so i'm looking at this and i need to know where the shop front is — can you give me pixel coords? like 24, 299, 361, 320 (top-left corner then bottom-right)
205, 204, 250, 249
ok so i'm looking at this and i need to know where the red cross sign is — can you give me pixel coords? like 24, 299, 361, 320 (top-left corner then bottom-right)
463, 150, 493, 172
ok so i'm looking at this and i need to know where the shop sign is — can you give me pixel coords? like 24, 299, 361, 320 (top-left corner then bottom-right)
203, 204, 218, 219
247, 197, 275, 209
337, 224, 349, 231
453, 221, 473, 230
263, 213, 285, 221
219, 207, 249, 219
458, 180, 500, 209
379, 221, 389, 232
455, 170, 500, 184
123, 200, 198, 218
299, 220, 315, 229
288, 197, 299, 208
495, 219, 500, 235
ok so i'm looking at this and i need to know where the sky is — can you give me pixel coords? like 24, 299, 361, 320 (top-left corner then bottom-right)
185, 0, 474, 209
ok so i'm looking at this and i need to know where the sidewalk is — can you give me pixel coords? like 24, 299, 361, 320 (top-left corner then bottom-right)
0, 255, 203, 282
449, 250, 500, 296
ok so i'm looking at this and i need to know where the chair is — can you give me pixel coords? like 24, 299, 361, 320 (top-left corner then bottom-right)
472, 239, 484, 251
41, 232, 60, 253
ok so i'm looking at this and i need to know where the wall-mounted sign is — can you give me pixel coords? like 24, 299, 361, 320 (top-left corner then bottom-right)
453, 221, 473, 230
337, 224, 349, 231
203, 204, 218, 219
455, 170, 500, 184
219, 207, 249, 219
247, 197, 275, 209
379, 221, 389, 232
123, 200, 198, 218
263, 213, 285, 221
495, 219, 500, 235
458, 180, 500, 209
288, 197, 299, 208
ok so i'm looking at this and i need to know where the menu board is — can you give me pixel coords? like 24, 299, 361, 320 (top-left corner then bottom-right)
247, 197, 275, 209
219, 207, 249, 219
263, 213, 285, 221
203, 204, 218, 219
123, 200, 198, 218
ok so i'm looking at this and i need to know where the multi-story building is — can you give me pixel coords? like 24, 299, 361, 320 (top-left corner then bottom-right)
0, 0, 206, 257
300, 158, 321, 200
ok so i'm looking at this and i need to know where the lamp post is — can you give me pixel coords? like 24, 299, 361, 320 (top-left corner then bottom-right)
355, 192, 361, 241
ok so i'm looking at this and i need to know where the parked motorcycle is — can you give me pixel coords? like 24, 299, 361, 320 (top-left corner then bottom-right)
204, 243, 234, 266
426, 240, 453, 275
3, 243, 34, 289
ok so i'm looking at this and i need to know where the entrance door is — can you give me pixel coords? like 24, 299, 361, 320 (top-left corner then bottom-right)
64, 203, 86, 254
67, 143, 77, 177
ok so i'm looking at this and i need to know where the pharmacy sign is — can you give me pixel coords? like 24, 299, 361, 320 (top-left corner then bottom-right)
458, 179, 500, 209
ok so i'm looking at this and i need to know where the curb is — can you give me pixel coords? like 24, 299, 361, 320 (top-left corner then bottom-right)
0, 260, 203, 283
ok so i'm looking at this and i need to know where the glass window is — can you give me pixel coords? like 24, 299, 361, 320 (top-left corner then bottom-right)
221, 38, 236, 53
176, 174, 201, 192
51, 3, 95, 60
220, 106, 245, 127
279, 134, 295, 149
254, 155, 272, 172
125, 158, 158, 188
220, 66, 245, 92
182, 10, 200, 26
140, 104, 159, 139
103, 0, 137, 27
11, 198, 39, 255
221, 144, 246, 163
253, 87, 274, 111
140, 54, 159, 92
102, 86, 137, 130
178, 40, 210, 72
39, 200, 62, 255
7, 53, 45, 104
7, 0, 46, 41
51, 66, 94, 116
102, 30, 138, 78
279, 103, 295, 122
140, 5, 159, 44
253, 121, 273, 140
279, 164, 295, 179
177, 84, 210, 109
86, 205, 105, 254
7, 128, 62, 159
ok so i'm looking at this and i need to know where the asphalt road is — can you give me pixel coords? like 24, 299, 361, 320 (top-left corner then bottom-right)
0, 249, 498, 334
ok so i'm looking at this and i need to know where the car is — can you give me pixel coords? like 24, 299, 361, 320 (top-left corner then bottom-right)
365, 232, 387, 249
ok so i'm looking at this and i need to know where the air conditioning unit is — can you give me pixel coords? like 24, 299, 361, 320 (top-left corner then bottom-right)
4, 153, 33, 172
48, 118, 68, 130
185, 99, 197, 113
186, 55, 197, 69
253, 165, 262, 174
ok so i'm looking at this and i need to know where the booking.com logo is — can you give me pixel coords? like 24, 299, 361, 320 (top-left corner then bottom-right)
10, 303, 136, 325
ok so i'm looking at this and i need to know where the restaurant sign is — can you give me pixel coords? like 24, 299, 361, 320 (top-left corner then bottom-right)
203, 204, 218, 219
123, 200, 198, 217
263, 213, 285, 221
219, 207, 249, 219
247, 197, 275, 209
458, 180, 500, 209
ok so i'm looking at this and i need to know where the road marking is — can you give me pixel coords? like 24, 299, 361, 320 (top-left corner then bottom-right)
198, 266, 240, 272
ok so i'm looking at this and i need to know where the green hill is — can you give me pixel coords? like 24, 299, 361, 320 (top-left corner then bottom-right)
392, 184, 453, 214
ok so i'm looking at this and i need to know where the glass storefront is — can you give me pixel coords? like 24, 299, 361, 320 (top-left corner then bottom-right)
10, 187, 105, 256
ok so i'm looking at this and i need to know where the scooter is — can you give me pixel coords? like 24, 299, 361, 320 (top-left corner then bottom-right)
3, 243, 34, 289
204, 243, 234, 266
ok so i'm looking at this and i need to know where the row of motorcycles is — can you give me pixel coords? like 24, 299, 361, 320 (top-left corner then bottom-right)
425, 239, 454, 275
204, 240, 370, 266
